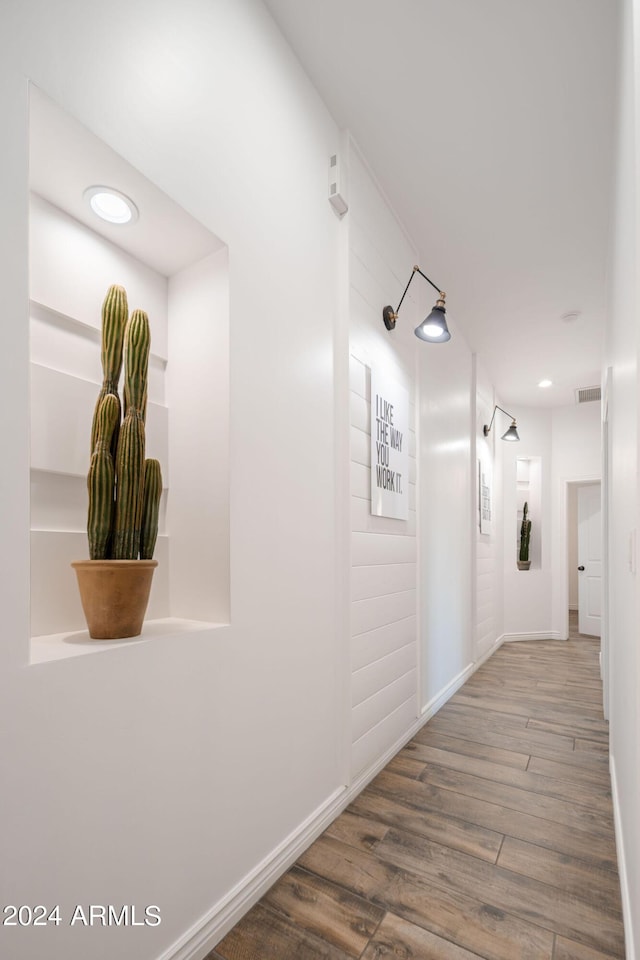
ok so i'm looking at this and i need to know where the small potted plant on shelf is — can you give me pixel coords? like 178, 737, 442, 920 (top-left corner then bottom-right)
72, 285, 163, 639
517, 501, 532, 571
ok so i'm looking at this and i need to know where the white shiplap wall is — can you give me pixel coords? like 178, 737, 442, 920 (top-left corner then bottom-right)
348, 142, 420, 778
475, 358, 504, 658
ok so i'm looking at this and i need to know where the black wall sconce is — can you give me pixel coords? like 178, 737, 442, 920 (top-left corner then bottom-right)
383, 266, 451, 342
483, 405, 520, 442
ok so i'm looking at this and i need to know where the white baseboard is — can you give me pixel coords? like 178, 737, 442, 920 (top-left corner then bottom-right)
162, 637, 506, 960
474, 633, 506, 668
610, 752, 637, 960
568, 604, 578, 611
157, 785, 349, 960
421, 661, 475, 718
503, 630, 562, 642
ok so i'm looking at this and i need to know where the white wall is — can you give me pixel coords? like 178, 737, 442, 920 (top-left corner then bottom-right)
605, 0, 640, 954
346, 135, 484, 784
0, 3, 345, 958
474, 357, 504, 659
502, 406, 553, 638
347, 143, 420, 778
419, 322, 474, 706
167, 248, 230, 623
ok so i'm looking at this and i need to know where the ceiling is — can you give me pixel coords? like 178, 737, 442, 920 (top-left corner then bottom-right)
264, 0, 619, 408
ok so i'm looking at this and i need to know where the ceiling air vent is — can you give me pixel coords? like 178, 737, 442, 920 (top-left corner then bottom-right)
575, 385, 601, 404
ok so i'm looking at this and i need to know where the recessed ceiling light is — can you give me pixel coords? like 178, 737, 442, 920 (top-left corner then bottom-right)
538, 379, 553, 388
84, 186, 138, 224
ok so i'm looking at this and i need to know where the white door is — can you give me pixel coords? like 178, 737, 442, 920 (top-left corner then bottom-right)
578, 483, 602, 637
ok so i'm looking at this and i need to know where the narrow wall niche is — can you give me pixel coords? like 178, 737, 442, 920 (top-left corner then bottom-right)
516, 457, 542, 570
29, 87, 230, 661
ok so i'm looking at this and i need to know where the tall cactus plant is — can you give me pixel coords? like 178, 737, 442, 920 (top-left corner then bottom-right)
87, 394, 119, 559
140, 459, 163, 559
519, 501, 532, 562
113, 309, 150, 560
90, 285, 128, 460
86, 291, 162, 562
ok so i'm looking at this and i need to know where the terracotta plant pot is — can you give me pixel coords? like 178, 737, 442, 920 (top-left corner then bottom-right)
517, 560, 531, 571
71, 560, 158, 639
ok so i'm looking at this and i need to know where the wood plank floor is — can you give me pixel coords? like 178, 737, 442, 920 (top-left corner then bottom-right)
210, 623, 625, 960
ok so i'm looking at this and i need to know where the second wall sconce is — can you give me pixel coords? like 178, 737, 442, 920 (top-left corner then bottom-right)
383, 265, 451, 342
484, 405, 520, 441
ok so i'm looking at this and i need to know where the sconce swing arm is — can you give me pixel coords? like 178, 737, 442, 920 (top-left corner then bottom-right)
383, 266, 445, 331
483, 405, 520, 442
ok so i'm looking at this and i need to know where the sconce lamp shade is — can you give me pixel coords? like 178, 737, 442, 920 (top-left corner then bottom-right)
483, 405, 520, 442
414, 300, 451, 342
501, 421, 520, 441
383, 266, 451, 344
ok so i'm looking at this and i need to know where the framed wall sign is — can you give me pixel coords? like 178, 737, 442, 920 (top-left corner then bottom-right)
371, 367, 409, 519
479, 456, 493, 535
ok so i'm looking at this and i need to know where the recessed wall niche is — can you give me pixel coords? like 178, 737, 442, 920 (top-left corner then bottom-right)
516, 457, 542, 570
29, 87, 230, 660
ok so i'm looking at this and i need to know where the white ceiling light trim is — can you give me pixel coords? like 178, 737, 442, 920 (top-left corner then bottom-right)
538, 379, 553, 388
84, 185, 138, 225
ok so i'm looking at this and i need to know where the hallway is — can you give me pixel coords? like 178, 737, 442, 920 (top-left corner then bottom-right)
212, 637, 623, 960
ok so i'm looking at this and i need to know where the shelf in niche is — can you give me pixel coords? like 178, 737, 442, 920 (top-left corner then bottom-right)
32, 299, 100, 339
31, 465, 87, 481
31, 299, 168, 369
30, 464, 169, 487
30, 618, 229, 665
30, 362, 168, 480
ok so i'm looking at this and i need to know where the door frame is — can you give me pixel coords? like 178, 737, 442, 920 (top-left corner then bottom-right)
563, 476, 607, 719
576, 481, 602, 637
560, 476, 600, 644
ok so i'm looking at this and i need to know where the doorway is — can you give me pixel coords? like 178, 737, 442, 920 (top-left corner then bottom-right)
567, 481, 602, 639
